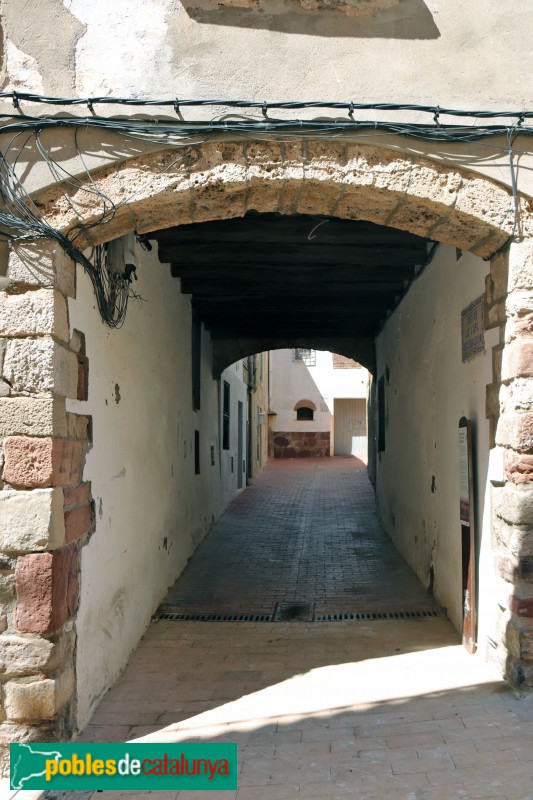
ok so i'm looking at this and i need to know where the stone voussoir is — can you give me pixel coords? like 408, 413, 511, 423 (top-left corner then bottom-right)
508, 238, 533, 293
496, 412, 533, 453
2, 436, 83, 489
0, 634, 64, 678
15, 546, 78, 635
3, 666, 74, 722
3, 338, 78, 398
0, 288, 68, 342
506, 453, 533, 484
0, 488, 65, 553
501, 339, 533, 382
0, 396, 67, 438
495, 482, 533, 526
7, 242, 75, 298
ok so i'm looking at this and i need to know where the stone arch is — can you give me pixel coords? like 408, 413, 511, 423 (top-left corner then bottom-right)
36, 139, 516, 258
1, 136, 532, 767
213, 337, 376, 375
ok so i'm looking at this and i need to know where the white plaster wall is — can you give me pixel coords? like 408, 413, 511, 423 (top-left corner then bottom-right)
375, 245, 497, 645
68, 243, 225, 728
2, 1, 530, 110
270, 348, 368, 431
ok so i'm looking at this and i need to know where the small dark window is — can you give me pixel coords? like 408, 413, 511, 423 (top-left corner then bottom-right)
378, 375, 386, 453
222, 381, 230, 450
297, 406, 314, 421
192, 314, 201, 411
194, 430, 200, 474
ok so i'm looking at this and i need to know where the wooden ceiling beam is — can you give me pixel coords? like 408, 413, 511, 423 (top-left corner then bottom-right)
181, 280, 406, 296
159, 245, 427, 268
172, 264, 415, 280
149, 214, 427, 246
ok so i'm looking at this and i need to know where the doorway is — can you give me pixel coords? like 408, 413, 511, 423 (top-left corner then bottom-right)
334, 398, 367, 456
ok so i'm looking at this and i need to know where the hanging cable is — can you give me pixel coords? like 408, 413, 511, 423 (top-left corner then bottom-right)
0, 93, 530, 327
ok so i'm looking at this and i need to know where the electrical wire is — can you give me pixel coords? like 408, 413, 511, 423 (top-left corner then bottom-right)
1, 93, 532, 121
0, 93, 531, 327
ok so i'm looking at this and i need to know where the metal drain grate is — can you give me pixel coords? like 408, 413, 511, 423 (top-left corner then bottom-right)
157, 608, 442, 623
158, 612, 273, 622
274, 602, 314, 621
314, 610, 441, 621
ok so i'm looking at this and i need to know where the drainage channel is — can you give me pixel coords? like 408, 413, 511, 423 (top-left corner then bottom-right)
156, 607, 442, 623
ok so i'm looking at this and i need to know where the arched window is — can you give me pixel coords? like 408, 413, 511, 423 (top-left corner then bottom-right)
294, 399, 316, 421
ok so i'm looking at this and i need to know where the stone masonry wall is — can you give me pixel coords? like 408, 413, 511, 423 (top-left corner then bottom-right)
488, 234, 533, 686
273, 432, 330, 458
0, 241, 92, 773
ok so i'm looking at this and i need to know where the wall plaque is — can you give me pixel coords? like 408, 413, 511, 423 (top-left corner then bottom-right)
461, 295, 485, 363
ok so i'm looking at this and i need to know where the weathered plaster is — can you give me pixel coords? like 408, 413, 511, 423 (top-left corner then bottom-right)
64, 0, 175, 98
375, 246, 499, 653
1, 0, 85, 95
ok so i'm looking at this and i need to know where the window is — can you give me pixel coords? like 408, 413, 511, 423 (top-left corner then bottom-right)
194, 430, 200, 474
378, 375, 386, 453
192, 313, 201, 411
294, 399, 316, 421
293, 348, 316, 366
222, 381, 230, 450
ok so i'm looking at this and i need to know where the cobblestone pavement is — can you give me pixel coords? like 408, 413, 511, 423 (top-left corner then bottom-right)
16, 459, 533, 799
161, 457, 437, 618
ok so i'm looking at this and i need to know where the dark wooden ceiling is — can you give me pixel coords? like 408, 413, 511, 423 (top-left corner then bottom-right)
149, 212, 432, 341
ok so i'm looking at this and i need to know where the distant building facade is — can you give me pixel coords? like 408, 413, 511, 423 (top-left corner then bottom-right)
269, 349, 369, 459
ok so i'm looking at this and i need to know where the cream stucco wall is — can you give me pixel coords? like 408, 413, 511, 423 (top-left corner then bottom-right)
67, 241, 247, 728
270, 348, 368, 431
2, 1, 530, 110
0, 1, 531, 201
375, 244, 499, 651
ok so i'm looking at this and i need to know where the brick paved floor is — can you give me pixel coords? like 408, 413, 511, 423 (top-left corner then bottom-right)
15, 459, 533, 799
70, 619, 533, 800
162, 457, 437, 617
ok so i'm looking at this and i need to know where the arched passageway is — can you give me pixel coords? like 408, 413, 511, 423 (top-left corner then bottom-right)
1, 138, 531, 762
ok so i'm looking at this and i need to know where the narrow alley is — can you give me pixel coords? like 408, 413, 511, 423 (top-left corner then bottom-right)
59, 458, 533, 800
160, 457, 438, 619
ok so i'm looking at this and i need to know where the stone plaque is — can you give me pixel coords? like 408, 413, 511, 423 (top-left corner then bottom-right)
461, 296, 485, 363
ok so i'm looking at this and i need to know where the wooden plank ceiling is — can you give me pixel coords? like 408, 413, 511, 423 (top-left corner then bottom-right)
148, 212, 432, 341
